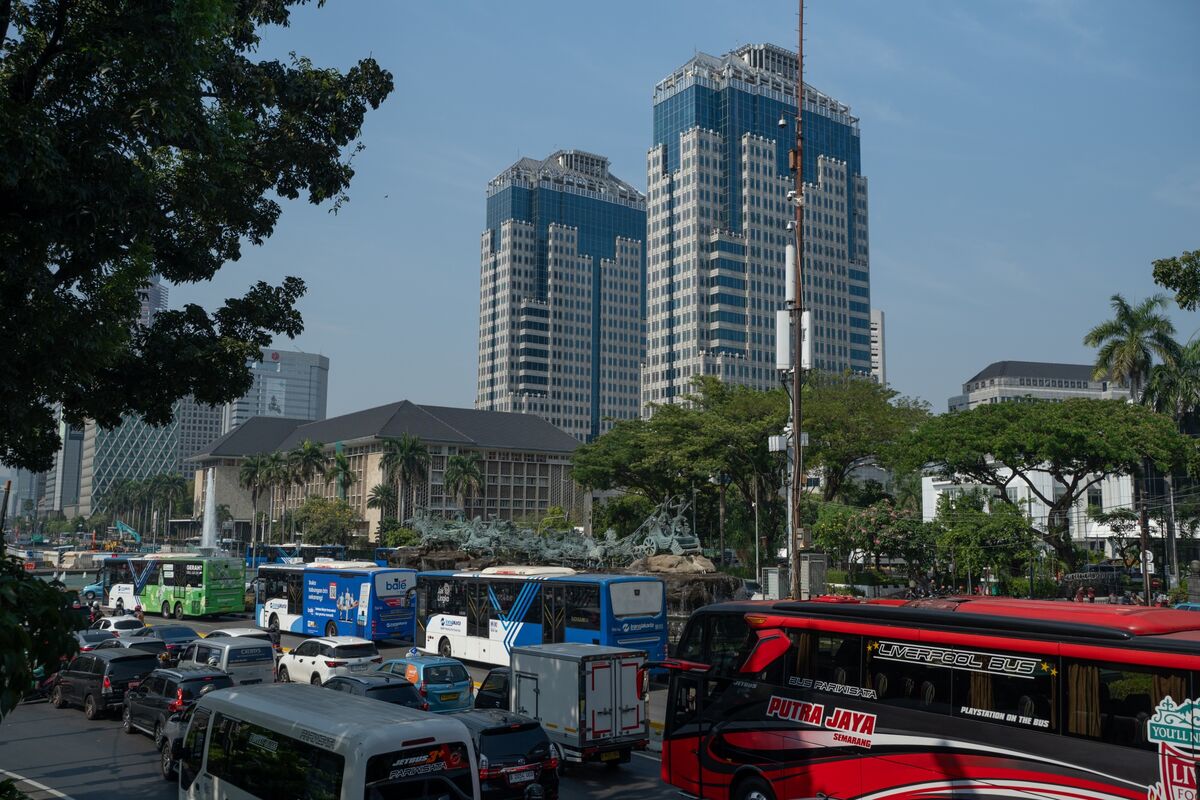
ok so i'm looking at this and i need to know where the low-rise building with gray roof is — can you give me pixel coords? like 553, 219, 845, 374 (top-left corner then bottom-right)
948, 360, 1129, 412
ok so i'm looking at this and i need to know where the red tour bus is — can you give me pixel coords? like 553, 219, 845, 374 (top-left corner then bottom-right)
661, 596, 1200, 800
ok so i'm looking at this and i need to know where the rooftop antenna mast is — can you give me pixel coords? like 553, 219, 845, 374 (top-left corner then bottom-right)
789, 0, 808, 600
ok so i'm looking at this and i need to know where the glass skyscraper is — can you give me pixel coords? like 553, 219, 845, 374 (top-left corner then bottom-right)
643, 44, 870, 408
477, 150, 646, 441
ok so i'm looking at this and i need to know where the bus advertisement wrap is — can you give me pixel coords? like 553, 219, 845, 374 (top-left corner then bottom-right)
257, 564, 416, 641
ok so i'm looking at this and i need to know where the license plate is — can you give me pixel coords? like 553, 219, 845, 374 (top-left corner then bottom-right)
350, 663, 367, 671
508, 770, 535, 784
600, 751, 620, 762
438, 693, 459, 702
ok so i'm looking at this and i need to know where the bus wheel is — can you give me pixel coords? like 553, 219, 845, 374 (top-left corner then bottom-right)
173, 602, 184, 620
269, 614, 280, 632
733, 776, 774, 800
438, 637, 452, 658
325, 621, 337, 637
161, 602, 171, 619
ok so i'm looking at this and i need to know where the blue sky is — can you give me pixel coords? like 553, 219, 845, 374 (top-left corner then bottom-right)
173, 0, 1200, 415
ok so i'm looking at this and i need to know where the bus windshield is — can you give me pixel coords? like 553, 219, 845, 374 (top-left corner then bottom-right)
610, 581, 663, 618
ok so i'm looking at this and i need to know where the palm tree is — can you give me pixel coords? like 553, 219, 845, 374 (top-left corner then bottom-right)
239, 455, 268, 550
1144, 339, 1200, 430
324, 452, 357, 501
379, 434, 430, 523
443, 452, 483, 515
288, 440, 326, 536
1083, 293, 1179, 402
366, 483, 398, 521
156, 473, 188, 544
261, 451, 289, 545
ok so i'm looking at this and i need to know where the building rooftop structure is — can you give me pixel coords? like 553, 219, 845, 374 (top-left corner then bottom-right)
948, 360, 1128, 412
486, 149, 644, 211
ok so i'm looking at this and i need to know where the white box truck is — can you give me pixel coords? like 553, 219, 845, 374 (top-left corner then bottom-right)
509, 643, 648, 766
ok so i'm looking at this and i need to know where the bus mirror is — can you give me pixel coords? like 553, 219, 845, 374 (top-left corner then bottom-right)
740, 628, 791, 674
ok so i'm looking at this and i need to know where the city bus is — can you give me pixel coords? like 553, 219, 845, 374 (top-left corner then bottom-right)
244, 542, 347, 569
660, 596, 1200, 800
92, 554, 245, 618
255, 561, 417, 641
416, 566, 667, 666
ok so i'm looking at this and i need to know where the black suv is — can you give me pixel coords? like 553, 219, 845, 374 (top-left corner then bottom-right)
122, 666, 233, 745
52, 650, 159, 720
453, 709, 559, 800
324, 673, 429, 710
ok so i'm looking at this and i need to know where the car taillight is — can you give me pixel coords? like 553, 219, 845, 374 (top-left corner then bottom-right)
421, 701, 430, 711
101, 675, 112, 694
371, 656, 382, 663
80, 645, 93, 652
418, 682, 427, 696
324, 660, 346, 668
166, 687, 184, 713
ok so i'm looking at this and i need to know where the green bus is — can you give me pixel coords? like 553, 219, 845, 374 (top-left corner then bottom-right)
98, 554, 245, 618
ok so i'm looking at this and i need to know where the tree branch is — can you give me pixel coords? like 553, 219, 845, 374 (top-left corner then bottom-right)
1, 0, 14, 52
11, 0, 71, 103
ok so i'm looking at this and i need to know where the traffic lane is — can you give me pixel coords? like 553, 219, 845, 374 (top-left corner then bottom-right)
0, 698, 173, 800
560, 754, 672, 800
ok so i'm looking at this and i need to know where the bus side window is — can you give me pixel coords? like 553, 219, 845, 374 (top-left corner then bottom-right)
865, 638, 952, 716
179, 707, 212, 791
676, 618, 706, 662
708, 614, 751, 677
782, 632, 864, 689
1064, 659, 1188, 750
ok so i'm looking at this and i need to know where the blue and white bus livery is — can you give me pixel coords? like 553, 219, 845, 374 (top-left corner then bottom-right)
415, 566, 667, 666
244, 542, 347, 569
255, 561, 417, 642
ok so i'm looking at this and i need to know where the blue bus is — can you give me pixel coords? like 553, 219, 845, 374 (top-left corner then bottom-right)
244, 542, 347, 569
373, 547, 397, 567
254, 561, 417, 641
415, 566, 667, 667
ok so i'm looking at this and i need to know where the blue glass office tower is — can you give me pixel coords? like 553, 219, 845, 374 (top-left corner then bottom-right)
477, 150, 646, 441
643, 44, 871, 409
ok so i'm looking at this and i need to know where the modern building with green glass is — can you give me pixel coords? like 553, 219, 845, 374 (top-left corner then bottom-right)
477, 150, 646, 441
643, 44, 872, 409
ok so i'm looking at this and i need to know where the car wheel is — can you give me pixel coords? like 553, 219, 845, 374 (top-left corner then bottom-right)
438, 637, 452, 658
153, 719, 164, 747
173, 602, 184, 620
733, 775, 775, 800
161, 602, 171, 619
84, 591, 95, 601
277, 666, 290, 683
122, 705, 135, 734
160, 741, 175, 781
324, 620, 338, 637
115, 599, 124, 615
51, 686, 66, 709
83, 694, 100, 720
310, 673, 322, 687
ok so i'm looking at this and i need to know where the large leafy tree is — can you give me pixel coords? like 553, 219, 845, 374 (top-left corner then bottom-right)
294, 496, 358, 547
1083, 293, 1178, 402
0, 0, 393, 471
901, 399, 1193, 565
1, 556, 78, 722
1152, 250, 1200, 311
801, 371, 930, 502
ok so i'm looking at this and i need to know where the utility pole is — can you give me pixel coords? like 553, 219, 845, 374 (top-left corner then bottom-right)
788, 0, 807, 601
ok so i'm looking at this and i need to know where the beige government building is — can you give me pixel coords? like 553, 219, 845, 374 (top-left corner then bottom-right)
190, 400, 587, 541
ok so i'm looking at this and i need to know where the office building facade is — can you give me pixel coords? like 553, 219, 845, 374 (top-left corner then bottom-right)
477, 150, 646, 441
948, 361, 1130, 412
643, 44, 870, 409
220, 347, 330, 434
869, 309, 886, 385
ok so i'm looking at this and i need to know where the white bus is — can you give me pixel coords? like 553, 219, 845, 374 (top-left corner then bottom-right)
176, 683, 479, 800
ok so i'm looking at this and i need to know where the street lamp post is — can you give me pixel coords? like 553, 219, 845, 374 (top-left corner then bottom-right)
753, 480, 760, 587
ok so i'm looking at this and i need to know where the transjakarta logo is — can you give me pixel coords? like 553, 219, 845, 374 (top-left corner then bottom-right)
874, 640, 1039, 678
621, 622, 661, 633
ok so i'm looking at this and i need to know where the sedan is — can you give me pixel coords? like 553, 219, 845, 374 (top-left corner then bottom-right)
131, 625, 200, 660
73, 629, 119, 652
90, 616, 146, 638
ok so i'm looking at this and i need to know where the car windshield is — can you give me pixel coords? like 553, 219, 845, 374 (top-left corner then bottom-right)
107, 656, 159, 678
179, 675, 234, 698
156, 627, 196, 639
365, 685, 423, 707
113, 619, 143, 629
479, 724, 550, 762
425, 664, 469, 684
332, 643, 378, 659
480, 673, 507, 692
79, 631, 113, 643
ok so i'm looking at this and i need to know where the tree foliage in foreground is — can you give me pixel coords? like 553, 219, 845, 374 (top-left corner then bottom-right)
1152, 250, 1200, 311
0, 0, 393, 470
294, 496, 359, 547
0, 556, 77, 722
900, 399, 1195, 565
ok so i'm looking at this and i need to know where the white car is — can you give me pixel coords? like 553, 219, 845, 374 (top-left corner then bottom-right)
275, 636, 380, 686
204, 627, 272, 642
89, 615, 147, 638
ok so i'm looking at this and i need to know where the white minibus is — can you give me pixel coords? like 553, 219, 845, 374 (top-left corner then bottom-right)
176, 638, 275, 686
176, 683, 479, 799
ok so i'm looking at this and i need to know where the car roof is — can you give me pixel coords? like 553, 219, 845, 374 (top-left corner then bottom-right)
200, 636, 274, 649
451, 709, 542, 732
206, 628, 266, 637
334, 674, 414, 687
91, 649, 160, 662
153, 665, 231, 680
383, 655, 461, 667
312, 636, 374, 646
120, 636, 166, 645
